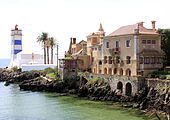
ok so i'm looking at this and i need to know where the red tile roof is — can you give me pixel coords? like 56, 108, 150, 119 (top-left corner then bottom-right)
107, 24, 159, 37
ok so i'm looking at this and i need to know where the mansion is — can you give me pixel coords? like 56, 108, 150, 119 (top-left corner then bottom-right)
65, 21, 163, 77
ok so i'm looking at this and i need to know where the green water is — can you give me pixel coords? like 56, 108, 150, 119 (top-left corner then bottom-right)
0, 82, 152, 120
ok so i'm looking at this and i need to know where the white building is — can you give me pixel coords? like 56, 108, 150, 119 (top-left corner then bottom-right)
14, 51, 43, 68
9, 25, 57, 71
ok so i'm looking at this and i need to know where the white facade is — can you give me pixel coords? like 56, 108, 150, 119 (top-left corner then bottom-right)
21, 64, 57, 72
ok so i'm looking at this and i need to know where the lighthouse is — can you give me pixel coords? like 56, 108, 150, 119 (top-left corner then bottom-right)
9, 25, 22, 68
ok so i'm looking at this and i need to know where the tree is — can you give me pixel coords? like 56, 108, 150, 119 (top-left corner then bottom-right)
49, 37, 56, 64
37, 32, 48, 64
45, 39, 50, 64
158, 29, 170, 67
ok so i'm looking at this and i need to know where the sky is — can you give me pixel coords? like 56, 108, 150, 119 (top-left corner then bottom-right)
0, 0, 170, 59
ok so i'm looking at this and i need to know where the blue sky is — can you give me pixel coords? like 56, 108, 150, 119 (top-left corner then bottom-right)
0, 0, 170, 59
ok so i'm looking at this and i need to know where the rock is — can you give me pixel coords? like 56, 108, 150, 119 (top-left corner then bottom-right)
4, 81, 10, 86
123, 104, 133, 108
133, 103, 140, 108
69, 89, 77, 94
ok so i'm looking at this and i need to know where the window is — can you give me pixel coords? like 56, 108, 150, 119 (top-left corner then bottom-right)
109, 56, 112, 64
126, 56, 131, 64
106, 41, 110, 49
116, 40, 119, 48
140, 57, 143, 64
116, 56, 120, 64
126, 40, 131, 48
157, 57, 162, 64
144, 57, 150, 64
114, 68, 117, 74
142, 40, 146, 44
98, 46, 101, 51
147, 40, 151, 44
146, 57, 150, 64
104, 56, 107, 64
99, 60, 102, 65
152, 40, 156, 44
92, 57, 94, 63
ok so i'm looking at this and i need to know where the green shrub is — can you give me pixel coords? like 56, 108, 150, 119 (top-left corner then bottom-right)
11, 66, 18, 72
44, 67, 55, 74
24, 70, 44, 73
166, 75, 170, 79
44, 67, 60, 79
47, 73, 56, 78
84, 72, 89, 76
160, 75, 166, 79
155, 75, 161, 78
88, 77, 104, 85
167, 71, 170, 74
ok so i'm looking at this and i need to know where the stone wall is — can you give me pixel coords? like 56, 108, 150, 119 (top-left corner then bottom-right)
146, 78, 170, 89
82, 73, 146, 96
81, 73, 170, 95
59, 68, 77, 80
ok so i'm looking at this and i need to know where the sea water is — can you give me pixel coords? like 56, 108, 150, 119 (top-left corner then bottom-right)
0, 82, 155, 120
0, 59, 10, 68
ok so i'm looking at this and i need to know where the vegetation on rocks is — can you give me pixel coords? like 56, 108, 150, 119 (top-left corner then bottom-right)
11, 66, 19, 72
148, 70, 170, 79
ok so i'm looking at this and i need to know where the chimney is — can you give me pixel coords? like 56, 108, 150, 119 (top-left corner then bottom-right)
70, 37, 72, 44
138, 22, 144, 27
151, 21, 156, 30
73, 38, 76, 44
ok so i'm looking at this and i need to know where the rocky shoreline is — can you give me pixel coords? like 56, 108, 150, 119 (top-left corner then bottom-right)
0, 68, 169, 119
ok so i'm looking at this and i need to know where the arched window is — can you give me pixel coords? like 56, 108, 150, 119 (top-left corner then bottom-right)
114, 68, 117, 74
104, 56, 107, 64
108, 68, 112, 75
126, 68, 131, 76
99, 60, 102, 65
125, 82, 132, 96
93, 68, 96, 73
98, 69, 102, 74
109, 56, 112, 64
126, 56, 131, 64
117, 81, 123, 93
119, 68, 123, 75
104, 68, 107, 74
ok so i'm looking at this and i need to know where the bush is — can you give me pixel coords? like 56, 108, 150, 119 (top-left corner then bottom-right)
44, 67, 55, 74
160, 75, 166, 79
166, 75, 170, 79
44, 67, 60, 79
88, 77, 104, 85
11, 66, 18, 72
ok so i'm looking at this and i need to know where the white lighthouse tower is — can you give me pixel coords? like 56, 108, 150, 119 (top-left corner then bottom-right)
9, 25, 22, 68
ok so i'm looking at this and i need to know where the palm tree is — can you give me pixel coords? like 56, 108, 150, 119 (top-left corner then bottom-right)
37, 32, 48, 64
49, 37, 56, 64
45, 40, 50, 64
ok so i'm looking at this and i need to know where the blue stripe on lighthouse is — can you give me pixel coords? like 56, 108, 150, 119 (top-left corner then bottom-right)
14, 50, 22, 54
14, 40, 21, 45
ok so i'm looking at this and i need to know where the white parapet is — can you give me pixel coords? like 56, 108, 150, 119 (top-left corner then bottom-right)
21, 64, 57, 72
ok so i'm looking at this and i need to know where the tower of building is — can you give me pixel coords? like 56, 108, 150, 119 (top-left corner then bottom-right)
9, 25, 22, 68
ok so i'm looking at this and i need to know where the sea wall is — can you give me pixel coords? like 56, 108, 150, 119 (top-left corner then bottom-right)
81, 73, 170, 96
81, 73, 146, 96
146, 78, 170, 89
